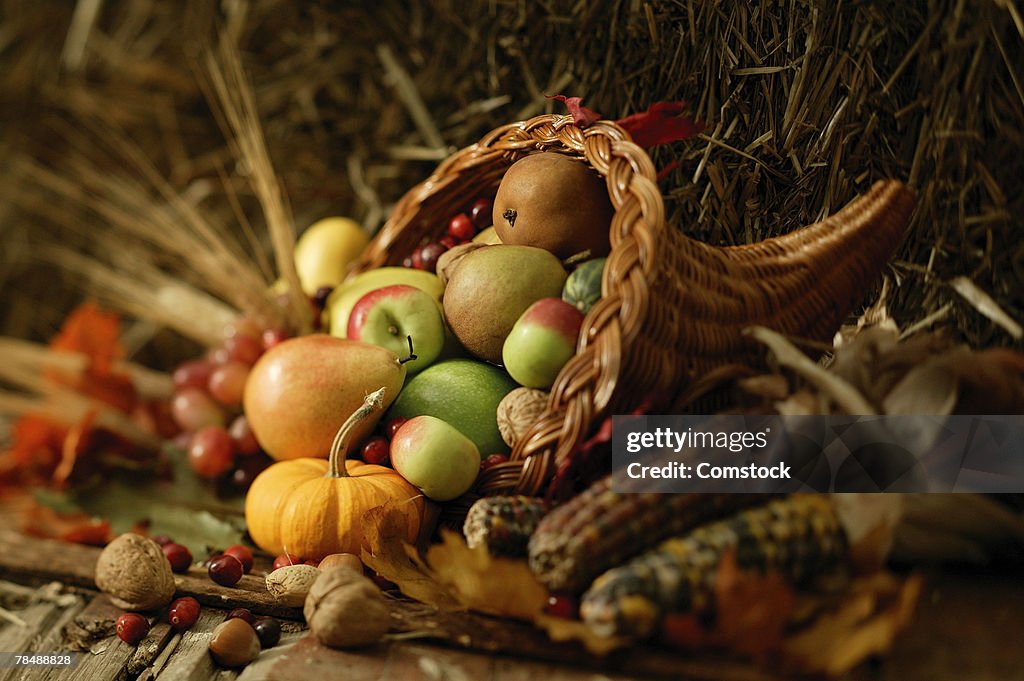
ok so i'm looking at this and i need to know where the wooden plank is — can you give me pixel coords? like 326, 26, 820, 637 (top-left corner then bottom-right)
0, 531, 301, 620
43, 596, 137, 681
155, 607, 237, 681
0, 582, 87, 681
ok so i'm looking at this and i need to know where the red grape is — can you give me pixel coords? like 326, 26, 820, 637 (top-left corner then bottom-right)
171, 388, 225, 431
470, 197, 494, 228
208, 362, 250, 407
228, 415, 261, 456
402, 255, 415, 268
116, 613, 149, 645
188, 425, 235, 478
208, 554, 244, 586
223, 316, 263, 341
224, 334, 263, 366
410, 247, 424, 270
224, 545, 254, 574
417, 242, 448, 273
439, 235, 459, 249
384, 417, 408, 441
261, 328, 288, 350
448, 213, 475, 241
173, 360, 215, 391
361, 436, 390, 466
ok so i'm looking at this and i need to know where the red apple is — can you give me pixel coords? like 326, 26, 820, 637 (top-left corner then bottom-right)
501, 298, 584, 388
347, 285, 445, 375
390, 416, 480, 501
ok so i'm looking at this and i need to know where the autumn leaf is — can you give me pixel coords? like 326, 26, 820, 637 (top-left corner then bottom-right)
616, 101, 704, 148
21, 500, 110, 546
546, 95, 602, 127
710, 550, 795, 659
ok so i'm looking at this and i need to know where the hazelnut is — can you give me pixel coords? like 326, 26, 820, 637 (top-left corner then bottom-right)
94, 533, 176, 611
265, 564, 321, 607
496, 387, 549, 448
304, 566, 389, 648
209, 618, 261, 668
318, 553, 363, 573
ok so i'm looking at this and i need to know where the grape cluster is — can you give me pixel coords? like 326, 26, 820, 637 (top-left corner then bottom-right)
402, 197, 492, 272
170, 317, 287, 488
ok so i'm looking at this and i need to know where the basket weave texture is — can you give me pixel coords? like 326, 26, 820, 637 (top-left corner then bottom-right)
355, 114, 915, 497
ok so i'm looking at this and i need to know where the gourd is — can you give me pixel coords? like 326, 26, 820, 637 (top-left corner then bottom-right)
244, 388, 424, 560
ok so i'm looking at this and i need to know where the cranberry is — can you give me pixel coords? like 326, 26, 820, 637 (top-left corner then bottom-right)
224, 545, 254, 574
253, 617, 282, 648
168, 596, 201, 631
448, 213, 475, 241
116, 613, 150, 645
545, 594, 578, 619
151, 534, 174, 547
470, 197, 494, 228
361, 436, 390, 466
410, 248, 424, 270
225, 608, 257, 626
481, 453, 509, 470
208, 554, 244, 587
272, 554, 297, 571
417, 242, 448, 273
384, 417, 408, 441
162, 543, 193, 573
439, 235, 460, 249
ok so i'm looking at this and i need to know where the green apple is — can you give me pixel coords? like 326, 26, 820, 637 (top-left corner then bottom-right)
347, 285, 444, 374
502, 298, 584, 389
326, 267, 443, 337
390, 416, 480, 501
387, 359, 517, 454
294, 217, 369, 296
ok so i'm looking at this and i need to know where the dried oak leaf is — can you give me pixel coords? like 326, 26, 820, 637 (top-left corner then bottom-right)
545, 95, 602, 127
616, 101, 704, 148
359, 502, 459, 610
782, 572, 922, 677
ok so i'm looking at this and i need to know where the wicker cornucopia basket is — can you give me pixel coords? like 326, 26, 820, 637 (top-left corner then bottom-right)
353, 113, 916, 498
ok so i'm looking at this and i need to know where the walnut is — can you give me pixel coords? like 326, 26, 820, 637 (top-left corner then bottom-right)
265, 564, 321, 607
496, 387, 549, 448
437, 242, 488, 287
94, 533, 176, 611
304, 566, 389, 648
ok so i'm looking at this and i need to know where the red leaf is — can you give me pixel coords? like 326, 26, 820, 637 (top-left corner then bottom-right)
616, 101, 704, 148
21, 501, 111, 547
546, 95, 603, 128
49, 301, 124, 376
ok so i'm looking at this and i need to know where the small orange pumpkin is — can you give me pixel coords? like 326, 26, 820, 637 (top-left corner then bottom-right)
245, 388, 424, 560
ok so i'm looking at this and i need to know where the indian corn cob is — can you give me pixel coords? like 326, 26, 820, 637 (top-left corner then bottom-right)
464, 495, 550, 558
527, 475, 771, 592
580, 494, 847, 638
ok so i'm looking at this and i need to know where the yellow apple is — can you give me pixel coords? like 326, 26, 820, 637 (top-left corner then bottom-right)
293, 217, 369, 296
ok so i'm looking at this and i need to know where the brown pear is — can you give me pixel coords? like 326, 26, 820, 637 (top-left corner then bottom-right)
492, 152, 614, 259
443, 245, 567, 363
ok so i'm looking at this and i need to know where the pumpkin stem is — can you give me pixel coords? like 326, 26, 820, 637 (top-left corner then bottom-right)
327, 387, 387, 478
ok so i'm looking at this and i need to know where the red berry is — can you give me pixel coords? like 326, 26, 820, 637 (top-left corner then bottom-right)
384, 417, 408, 441
226, 608, 257, 626
171, 388, 225, 432
262, 328, 289, 350
224, 545, 254, 574
224, 334, 263, 366
417, 242, 448, 273
410, 247, 424, 270
272, 554, 297, 571
223, 316, 263, 341
470, 197, 494, 228
151, 534, 174, 547
402, 255, 415, 268
208, 554, 244, 587
207, 361, 250, 407
188, 426, 235, 478
254, 617, 282, 648
168, 597, 201, 631
545, 594, 578, 619
361, 436, 390, 466
228, 415, 261, 456
173, 360, 215, 391
448, 213, 475, 241
439, 235, 459, 249
481, 453, 508, 470
116, 613, 149, 645
162, 543, 193, 573
208, 346, 231, 366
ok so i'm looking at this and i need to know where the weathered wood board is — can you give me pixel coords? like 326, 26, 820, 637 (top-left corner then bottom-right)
0, 531, 1020, 681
